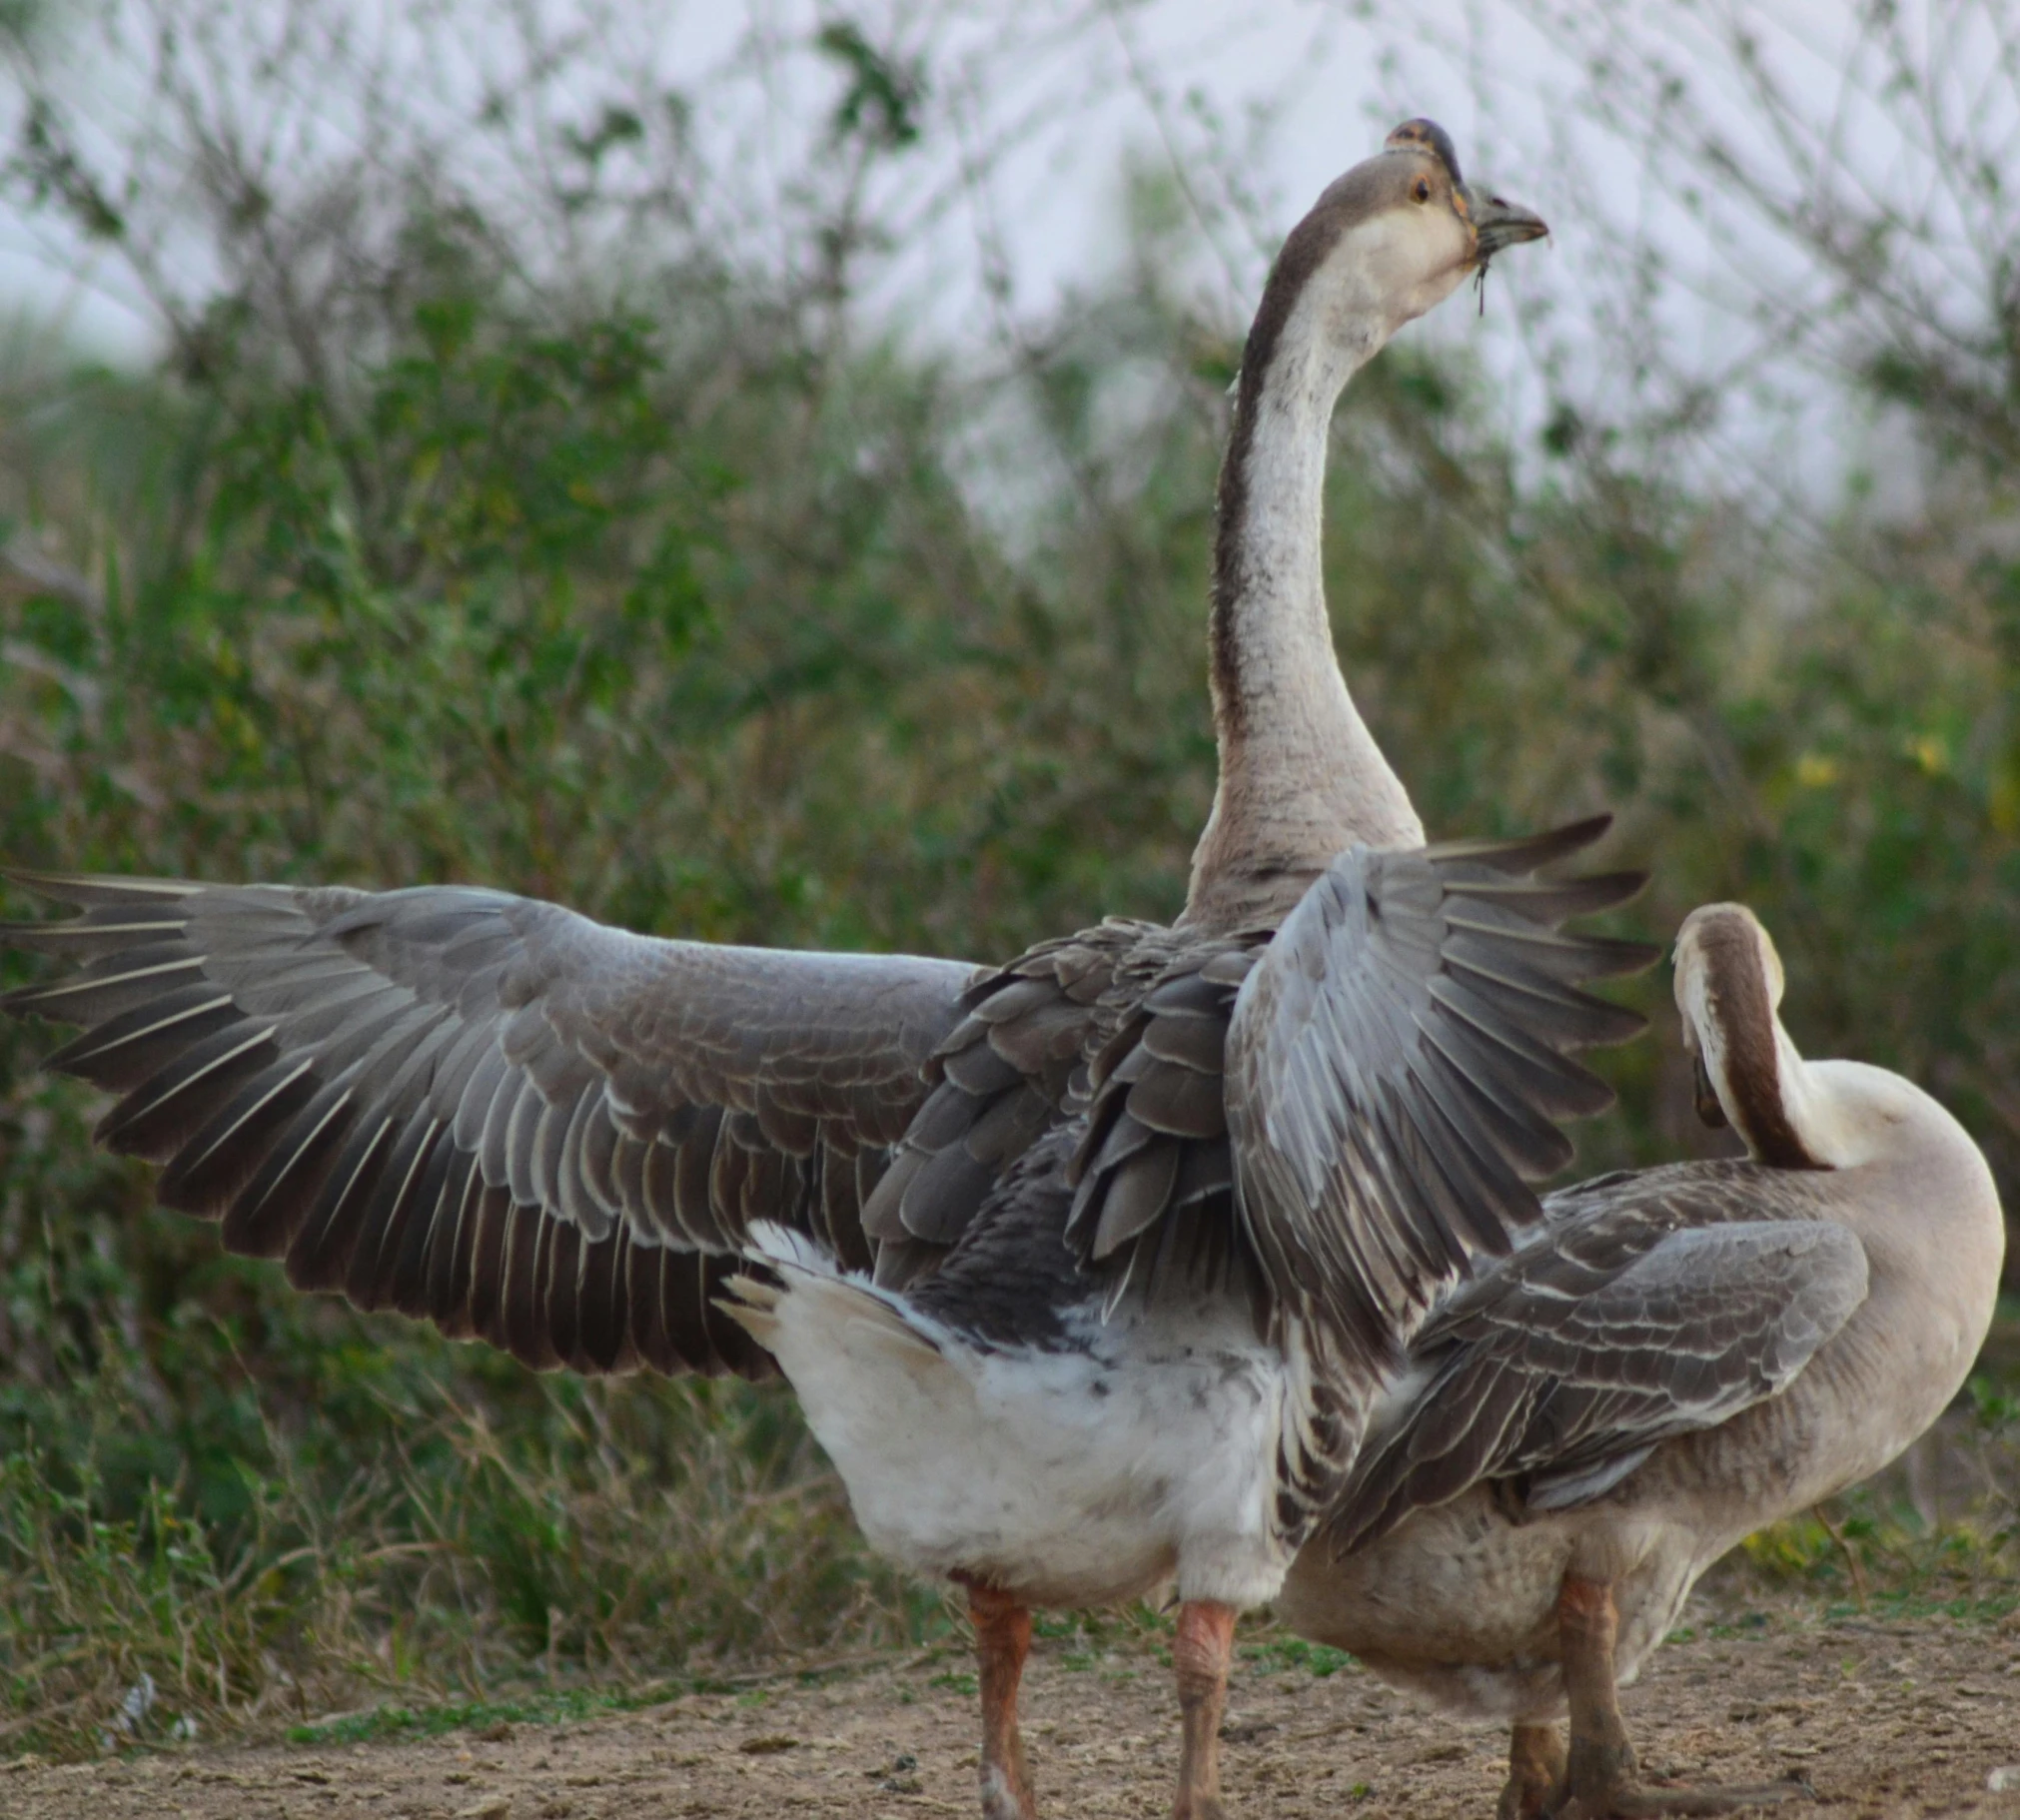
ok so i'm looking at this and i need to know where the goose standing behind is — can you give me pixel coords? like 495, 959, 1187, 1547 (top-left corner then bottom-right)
1278, 904, 2005, 1820
1, 123, 1621, 1820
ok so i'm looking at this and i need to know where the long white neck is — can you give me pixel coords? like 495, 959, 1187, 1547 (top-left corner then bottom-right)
1700, 993, 1988, 1182
1184, 229, 1430, 932
1675, 905, 2005, 1479
1770, 1049, 1979, 1176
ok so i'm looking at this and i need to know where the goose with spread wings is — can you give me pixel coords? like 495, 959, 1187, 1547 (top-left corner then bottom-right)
3, 122, 1639, 1820
1278, 904, 2004, 1820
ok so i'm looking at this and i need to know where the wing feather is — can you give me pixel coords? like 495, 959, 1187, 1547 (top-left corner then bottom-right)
1324, 1163, 1870, 1552
3, 873, 977, 1380
1224, 821, 1655, 1366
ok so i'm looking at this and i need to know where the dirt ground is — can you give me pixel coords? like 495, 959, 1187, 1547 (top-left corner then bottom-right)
6, 1608, 2018, 1820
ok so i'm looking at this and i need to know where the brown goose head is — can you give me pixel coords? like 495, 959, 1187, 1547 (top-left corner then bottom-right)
1240, 118, 1548, 374
1672, 903, 1828, 1171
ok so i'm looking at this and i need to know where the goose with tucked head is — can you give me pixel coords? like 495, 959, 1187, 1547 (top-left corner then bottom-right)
1279, 903, 2004, 1819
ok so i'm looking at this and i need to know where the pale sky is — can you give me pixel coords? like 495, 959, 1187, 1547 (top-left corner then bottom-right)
1, 0, 1990, 506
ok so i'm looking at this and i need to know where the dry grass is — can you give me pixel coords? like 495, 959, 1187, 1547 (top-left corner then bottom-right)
0, 1366, 948, 1760
6, 1341, 2013, 1765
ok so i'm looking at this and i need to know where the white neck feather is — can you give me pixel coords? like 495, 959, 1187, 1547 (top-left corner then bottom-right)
1676, 907, 2005, 1464
1186, 215, 1466, 931
1772, 1050, 1969, 1173
1695, 994, 1982, 1179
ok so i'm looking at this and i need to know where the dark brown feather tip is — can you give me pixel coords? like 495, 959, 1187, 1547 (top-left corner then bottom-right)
1383, 118, 1463, 185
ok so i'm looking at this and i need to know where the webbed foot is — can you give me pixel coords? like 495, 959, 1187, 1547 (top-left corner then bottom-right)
1556, 1774, 1801, 1817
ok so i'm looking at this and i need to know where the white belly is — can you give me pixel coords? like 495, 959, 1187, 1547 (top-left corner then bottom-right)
754, 1258, 1293, 1610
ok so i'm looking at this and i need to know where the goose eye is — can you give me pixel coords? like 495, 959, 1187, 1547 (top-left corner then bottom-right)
1414, 178, 1431, 203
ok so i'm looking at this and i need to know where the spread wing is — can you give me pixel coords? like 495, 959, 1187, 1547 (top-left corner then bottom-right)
1223, 817, 1655, 1365
1, 871, 979, 1377
1325, 1161, 1871, 1553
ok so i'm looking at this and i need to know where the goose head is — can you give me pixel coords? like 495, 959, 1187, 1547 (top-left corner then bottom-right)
1672, 903, 1830, 1171
1382, 116, 1552, 280
1252, 118, 1549, 369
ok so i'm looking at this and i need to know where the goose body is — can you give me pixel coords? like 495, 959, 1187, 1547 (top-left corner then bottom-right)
723, 810, 1646, 1820
1278, 903, 2005, 1817
1, 122, 1609, 1820
740, 1172, 1289, 1610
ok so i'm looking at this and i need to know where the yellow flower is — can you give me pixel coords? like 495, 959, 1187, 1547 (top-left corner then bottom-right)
1906, 734, 1948, 776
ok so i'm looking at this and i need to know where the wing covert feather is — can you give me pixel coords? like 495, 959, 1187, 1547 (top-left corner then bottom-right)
2, 871, 979, 1377
1325, 1162, 1870, 1552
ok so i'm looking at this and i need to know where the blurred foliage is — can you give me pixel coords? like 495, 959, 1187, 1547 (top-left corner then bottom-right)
1735, 1351, 2020, 1617
0, 0, 2016, 1761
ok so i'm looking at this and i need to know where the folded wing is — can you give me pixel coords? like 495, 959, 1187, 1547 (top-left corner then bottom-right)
1326, 1162, 1871, 1552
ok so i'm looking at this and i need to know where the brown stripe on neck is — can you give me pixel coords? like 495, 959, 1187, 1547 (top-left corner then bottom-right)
1209, 160, 1407, 741
1694, 913, 1827, 1171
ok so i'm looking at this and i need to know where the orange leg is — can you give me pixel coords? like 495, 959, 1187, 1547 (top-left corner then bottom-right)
964, 1578, 1038, 1820
1555, 1575, 1790, 1819
1172, 1598, 1237, 1820
1500, 1721, 1566, 1820
1558, 1573, 1637, 1812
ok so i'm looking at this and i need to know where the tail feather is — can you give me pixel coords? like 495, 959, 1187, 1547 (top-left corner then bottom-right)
716, 1272, 783, 1348
720, 1223, 950, 1368
743, 1220, 832, 1276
